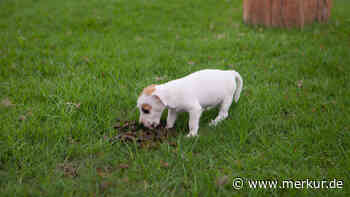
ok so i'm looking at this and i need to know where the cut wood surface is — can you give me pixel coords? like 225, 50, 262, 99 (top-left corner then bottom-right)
243, 0, 332, 28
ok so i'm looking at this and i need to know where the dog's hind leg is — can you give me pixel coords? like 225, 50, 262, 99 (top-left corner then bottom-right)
209, 95, 233, 126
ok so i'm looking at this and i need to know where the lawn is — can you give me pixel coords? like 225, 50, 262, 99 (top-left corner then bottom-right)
0, 0, 350, 196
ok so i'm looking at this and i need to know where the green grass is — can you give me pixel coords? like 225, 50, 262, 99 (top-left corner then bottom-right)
1, 0, 350, 196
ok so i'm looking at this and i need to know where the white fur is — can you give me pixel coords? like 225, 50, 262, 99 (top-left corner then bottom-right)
137, 69, 243, 137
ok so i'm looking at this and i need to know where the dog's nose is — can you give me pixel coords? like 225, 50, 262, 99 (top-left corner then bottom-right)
140, 120, 152, 128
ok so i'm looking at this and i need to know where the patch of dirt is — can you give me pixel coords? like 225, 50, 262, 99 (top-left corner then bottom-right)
1, 98, 15, 107
57, 162, 79, 178
111, 120, 178, 148
216, 175, 229, 187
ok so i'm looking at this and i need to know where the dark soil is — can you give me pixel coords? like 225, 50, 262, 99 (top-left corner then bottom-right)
111, 120, 178, 148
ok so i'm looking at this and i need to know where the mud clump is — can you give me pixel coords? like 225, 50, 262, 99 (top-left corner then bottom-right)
111, 120, 178, 148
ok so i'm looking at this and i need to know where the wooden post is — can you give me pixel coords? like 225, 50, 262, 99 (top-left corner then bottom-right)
243, 0, 332, 28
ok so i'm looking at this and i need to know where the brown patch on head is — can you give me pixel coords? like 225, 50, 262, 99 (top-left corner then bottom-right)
141, 84, 156, 96
141, 103, 152, 112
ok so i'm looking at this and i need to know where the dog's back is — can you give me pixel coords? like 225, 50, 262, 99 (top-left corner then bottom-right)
162, 69, 242, 108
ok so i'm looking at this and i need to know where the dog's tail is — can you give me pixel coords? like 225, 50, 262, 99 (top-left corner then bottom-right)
233, 71, 243, 103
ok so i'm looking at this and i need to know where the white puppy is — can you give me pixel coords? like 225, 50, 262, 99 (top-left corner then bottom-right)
137, 69, 243, 137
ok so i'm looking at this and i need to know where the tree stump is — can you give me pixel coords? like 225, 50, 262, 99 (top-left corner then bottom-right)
243, 0, 332, 28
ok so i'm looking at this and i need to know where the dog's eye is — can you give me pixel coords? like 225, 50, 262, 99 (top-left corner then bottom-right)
142, 108, 150, 114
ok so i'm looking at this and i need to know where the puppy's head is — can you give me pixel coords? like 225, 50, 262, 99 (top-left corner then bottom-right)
137, 84, 166, 129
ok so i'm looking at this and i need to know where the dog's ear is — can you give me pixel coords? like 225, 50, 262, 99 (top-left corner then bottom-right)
152, 91, 175, 109
151, 94, 166, 106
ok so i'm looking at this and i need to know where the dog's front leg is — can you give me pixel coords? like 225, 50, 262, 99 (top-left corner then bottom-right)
186, 107, 202, 137
166, 109, 177, 129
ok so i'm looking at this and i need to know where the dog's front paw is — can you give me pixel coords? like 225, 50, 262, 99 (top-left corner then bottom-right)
209, 120, 217, 127
165, 124, 174, 129
186, 132, 198, 137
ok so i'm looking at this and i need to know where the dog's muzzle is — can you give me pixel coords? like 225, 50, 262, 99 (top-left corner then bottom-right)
140, 120, 158, 129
